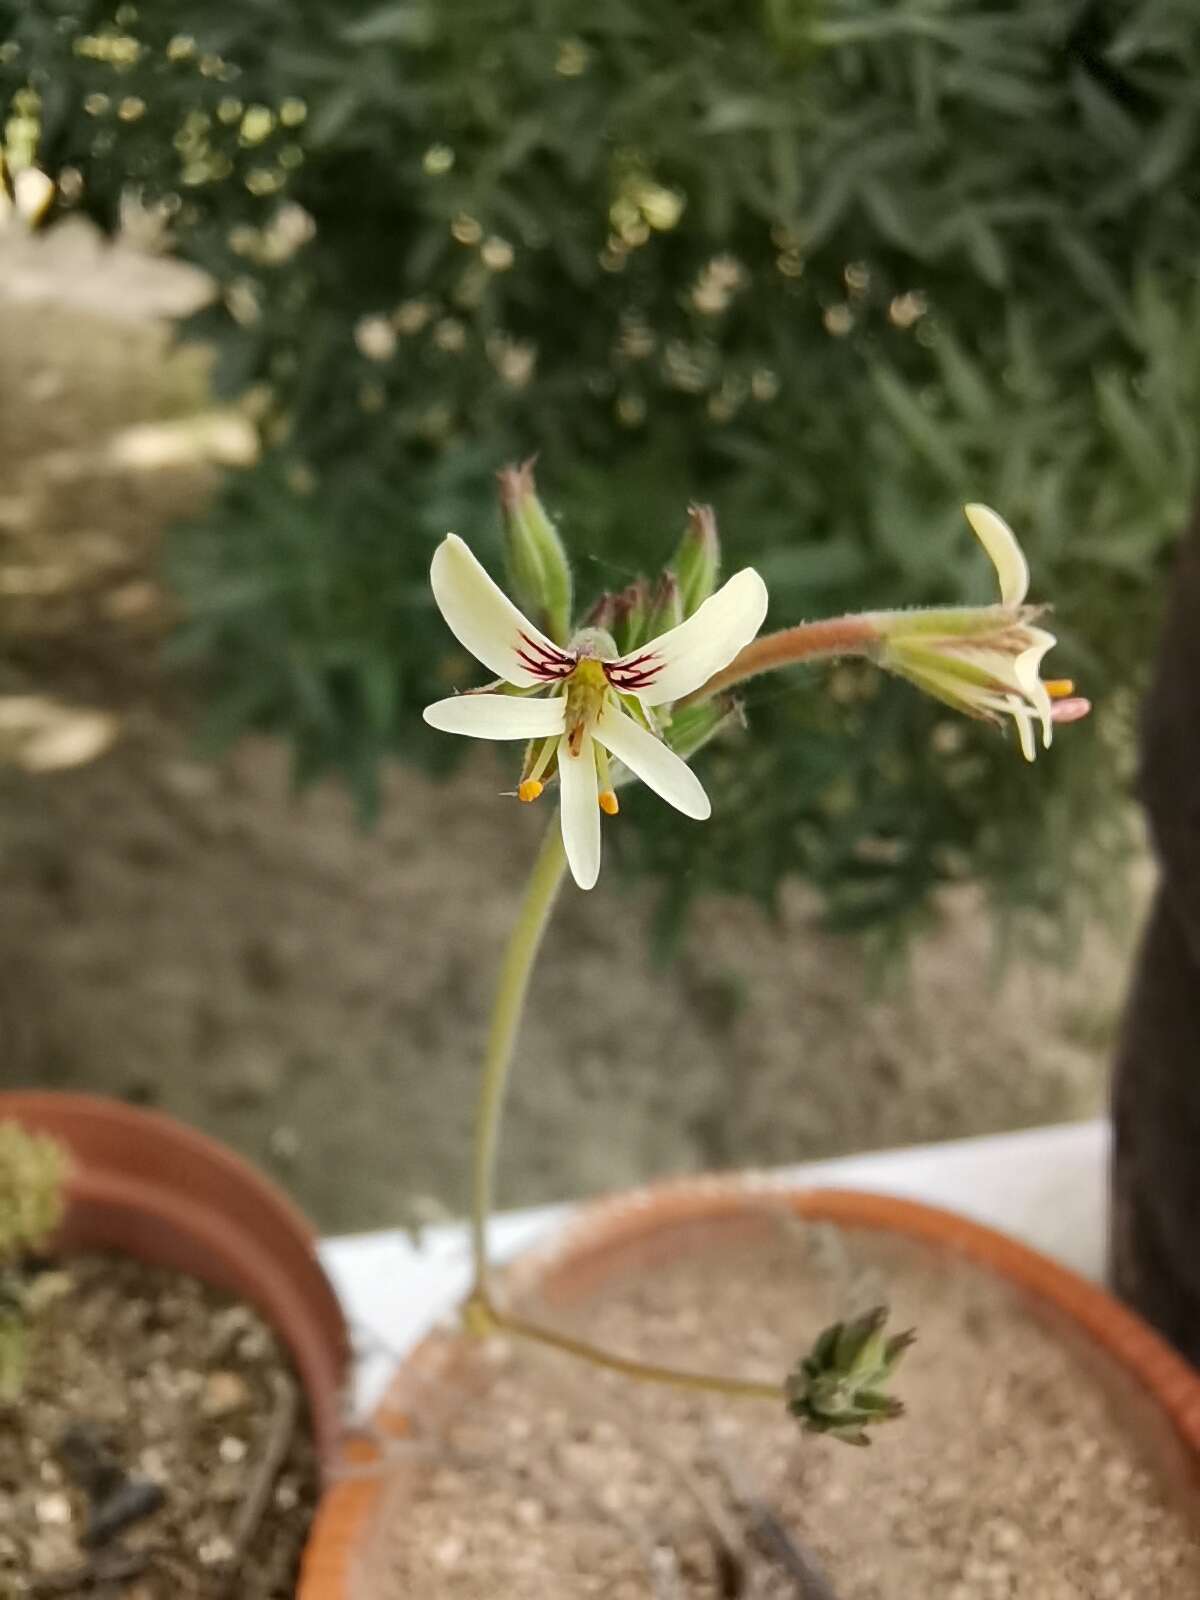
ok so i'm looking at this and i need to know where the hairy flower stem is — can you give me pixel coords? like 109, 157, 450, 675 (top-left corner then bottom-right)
466, 614, 883, 1401
684, 615, 881, 706
470, 821, 568, 1296
467, 825, 785, 1404
479, 1295, 785, 1402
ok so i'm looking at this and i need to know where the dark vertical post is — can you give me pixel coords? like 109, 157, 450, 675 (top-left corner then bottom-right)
1111, 499, 1200, 1364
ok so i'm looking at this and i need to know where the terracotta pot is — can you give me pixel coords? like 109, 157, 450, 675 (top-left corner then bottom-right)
0, 1090, 349, 1473
300, 1175, 1200, 1598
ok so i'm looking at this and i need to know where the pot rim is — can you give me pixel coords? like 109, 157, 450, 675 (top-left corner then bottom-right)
299, 1170, 1200, 1599
0, 1089, 349, 1474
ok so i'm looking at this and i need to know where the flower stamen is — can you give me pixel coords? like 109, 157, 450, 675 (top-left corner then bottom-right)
594, 741, 619, 814
518, 732, 559, 799
1045, 678, 1075, 699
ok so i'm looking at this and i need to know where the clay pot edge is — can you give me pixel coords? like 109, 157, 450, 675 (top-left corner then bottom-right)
0, 1090, 350, 1475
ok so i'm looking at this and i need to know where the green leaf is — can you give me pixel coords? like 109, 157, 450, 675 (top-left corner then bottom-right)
870, 366, 967, 487
340, 4, 435, 48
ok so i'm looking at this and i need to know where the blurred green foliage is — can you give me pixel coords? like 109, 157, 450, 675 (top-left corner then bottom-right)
3, 1, 1197, 933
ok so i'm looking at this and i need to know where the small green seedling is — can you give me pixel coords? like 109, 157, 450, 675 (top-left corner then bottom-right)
0, 1121, 69, 1402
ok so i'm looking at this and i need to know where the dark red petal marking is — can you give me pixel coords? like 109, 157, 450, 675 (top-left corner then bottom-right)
604, 652, 662, 691
516, 651, 574, 680
516, 632, 576, 680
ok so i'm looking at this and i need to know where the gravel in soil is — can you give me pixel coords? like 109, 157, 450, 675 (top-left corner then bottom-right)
0, 1252, 318, 1597
376, 1216, 1200, 1598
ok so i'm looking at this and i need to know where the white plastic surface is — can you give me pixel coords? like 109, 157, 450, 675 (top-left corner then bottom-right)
319, 1119, 1109, 1416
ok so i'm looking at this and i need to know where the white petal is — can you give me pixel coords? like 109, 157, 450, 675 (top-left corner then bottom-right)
605, 568, 768, 707
557, 732, 601, 890
1009, 699, 1037, 762
963, 504, 1029, 608
594, 702, 711, 820
1013, 629, 1057, 749
430, 534, 576, 688
423, 693, 566, 740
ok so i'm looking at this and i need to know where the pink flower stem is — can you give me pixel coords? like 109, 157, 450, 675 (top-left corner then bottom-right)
684, 614, 883, 706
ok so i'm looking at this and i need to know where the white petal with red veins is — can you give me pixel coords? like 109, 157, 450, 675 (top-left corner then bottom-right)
557, 731, 601, 890
594, 701, 711, 820
606, 567, 768, 707
430, 534, 576, 688
963, 503, 1030, 609
422, 693, 567, 739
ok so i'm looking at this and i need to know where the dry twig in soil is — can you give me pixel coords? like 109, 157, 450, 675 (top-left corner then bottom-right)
209, 1370, 298, 1599
706, 1432, 840, 1600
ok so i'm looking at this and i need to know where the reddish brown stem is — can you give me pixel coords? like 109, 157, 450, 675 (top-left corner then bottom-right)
685, 615, 881, 705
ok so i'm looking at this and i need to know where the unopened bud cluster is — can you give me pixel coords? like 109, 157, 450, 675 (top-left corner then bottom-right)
499, 464, 745, 771
786, 1304, 915, 1446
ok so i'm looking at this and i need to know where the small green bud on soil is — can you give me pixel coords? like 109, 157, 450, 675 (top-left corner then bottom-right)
786, 1304, 915, 1446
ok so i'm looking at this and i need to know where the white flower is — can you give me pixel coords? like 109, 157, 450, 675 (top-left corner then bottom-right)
876, 504, 1082, 762
423, 534, 768, 889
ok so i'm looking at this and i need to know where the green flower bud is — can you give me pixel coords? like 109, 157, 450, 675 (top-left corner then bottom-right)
582, 589, 618, 633
497, 458, 574, 645
670, 503, 720, 616
582, 579, 650, 653
645, 570, 683, 640
786, 1304, 915, 1447
612, 578, 651, 655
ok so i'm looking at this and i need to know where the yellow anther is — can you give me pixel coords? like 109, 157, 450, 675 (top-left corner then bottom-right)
599, 790, 619, 816
1045, 678, 1075, 699
518, 779, 544, 803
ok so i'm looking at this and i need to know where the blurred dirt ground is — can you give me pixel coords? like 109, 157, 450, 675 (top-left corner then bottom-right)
0, 222, 1136, 1233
